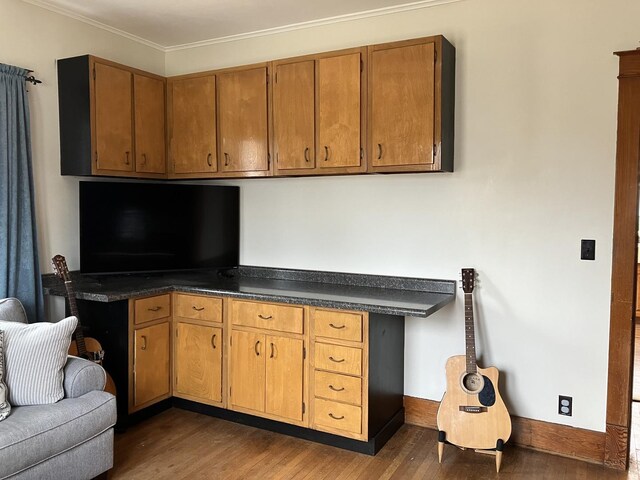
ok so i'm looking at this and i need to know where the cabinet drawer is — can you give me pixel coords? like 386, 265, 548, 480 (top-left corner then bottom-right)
230, 300, 304, 334
314, 398, 362, 435
314, 310, 363, 342
174, 294, 222, 323
314, 343, 362, 376
134, 294, 171, 325
314, 370, 361, 405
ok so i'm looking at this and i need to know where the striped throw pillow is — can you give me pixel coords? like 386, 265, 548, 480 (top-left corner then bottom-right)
0, 316, 77, 405
0, 330, 10, 420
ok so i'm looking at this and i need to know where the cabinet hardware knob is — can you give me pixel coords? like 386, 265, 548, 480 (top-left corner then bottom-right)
329, 413, 344, 420
377, 143, 383, 160
148, 306, 162, 312
270, 342, 275, 358
192, 306, 205, 311
125, 151, 130, 165
211, 334, 217, 349
304, 147, 310, 163
224, 152, 230, 166
329, 356, 345, 363
141, 335, 147, 351
255, 340, 261, 356
328, 385, 345, 392
141, 153, 147, 165
329, 323, 345, 329
324, 146, 329, 162
258, 314, 273, 320
207, 153, 213, 167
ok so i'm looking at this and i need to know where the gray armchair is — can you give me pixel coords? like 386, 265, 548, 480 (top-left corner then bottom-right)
0, 298, 116, 480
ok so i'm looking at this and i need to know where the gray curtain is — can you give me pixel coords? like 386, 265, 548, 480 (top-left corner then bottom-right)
0, 63, 44, 322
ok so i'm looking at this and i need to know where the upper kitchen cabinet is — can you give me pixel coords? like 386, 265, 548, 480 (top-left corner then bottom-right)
368, 36, 455, 173
57, 55, 167, 178
167, 75, 217, 177
217, 65, 271, 177
273, 48, 366, 176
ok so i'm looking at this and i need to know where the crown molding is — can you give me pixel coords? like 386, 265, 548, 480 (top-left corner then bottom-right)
165, 0, 465, 52
22, 0, 465, 53
21, 0, 166, 52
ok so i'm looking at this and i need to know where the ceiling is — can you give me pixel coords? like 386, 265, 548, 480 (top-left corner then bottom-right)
23, 0, 455, 50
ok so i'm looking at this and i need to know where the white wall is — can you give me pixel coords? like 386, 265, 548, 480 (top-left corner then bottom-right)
3, 0, 639, 433
165, 0, 640, 432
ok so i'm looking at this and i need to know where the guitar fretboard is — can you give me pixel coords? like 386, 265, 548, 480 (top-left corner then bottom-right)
464, 292, 477, 373
64, 280, 87, 358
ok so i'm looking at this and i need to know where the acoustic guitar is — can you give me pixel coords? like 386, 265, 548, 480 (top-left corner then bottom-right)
436, 268, 511, 471
52, 255, 116, 396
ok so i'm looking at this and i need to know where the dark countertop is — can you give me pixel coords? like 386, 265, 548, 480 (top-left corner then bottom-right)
43, 266, 456, 318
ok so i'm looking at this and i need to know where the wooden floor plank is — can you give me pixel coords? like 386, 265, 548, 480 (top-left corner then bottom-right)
112, 407, 640, 480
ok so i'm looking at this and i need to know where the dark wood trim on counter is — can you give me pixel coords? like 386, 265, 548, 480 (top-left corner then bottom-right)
404, 396, 606, 464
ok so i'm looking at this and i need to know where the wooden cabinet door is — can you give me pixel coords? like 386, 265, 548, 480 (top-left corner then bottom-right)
317, 53, 362, 169
134, 322, 170, 407
370, 42, 435, 168
170, 76, 217, 174
273, 61, 315, 171
230, 330, 265, 412
175, 322, 222, 402
218, 68, 269, 173
265, 335, 304, 421
134, 74, 166, 174
94, 62, 133, 172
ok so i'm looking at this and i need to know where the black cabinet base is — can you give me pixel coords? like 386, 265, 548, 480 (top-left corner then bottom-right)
172, 398, 404, 455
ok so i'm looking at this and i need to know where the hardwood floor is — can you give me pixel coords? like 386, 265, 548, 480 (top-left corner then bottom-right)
113, 408, 638, 479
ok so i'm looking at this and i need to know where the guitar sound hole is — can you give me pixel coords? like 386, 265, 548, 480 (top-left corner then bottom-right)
461, 372, 484, 393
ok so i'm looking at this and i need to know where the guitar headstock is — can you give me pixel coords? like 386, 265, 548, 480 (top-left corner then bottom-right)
51, 255, 71, 282
461, 268, 476, 293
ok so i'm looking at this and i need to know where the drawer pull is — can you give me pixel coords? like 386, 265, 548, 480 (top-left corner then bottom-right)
328, 385, 345, 392
258, 314, 273, 320
192, 306, 205, 311
329, 413, 344, 420
211, 334, 217, 349
147, 306, 162, 312
329, 356, 345, 363
329, 323, 345, 329
255, 340, 261, 356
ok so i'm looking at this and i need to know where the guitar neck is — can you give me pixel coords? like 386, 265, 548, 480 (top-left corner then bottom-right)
464, 292, 477, 373
64, 280, 87, 358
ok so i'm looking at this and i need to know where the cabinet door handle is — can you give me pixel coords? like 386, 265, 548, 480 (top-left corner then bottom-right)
125, 151, 130, 165
141, 153, 147, 165
207, 153, 213, 167
329, 413, 344, 420
148, 306, 162, 312
258, 314, 273, 320
141, 335, 147, 351
324, 146, 329, 162
328, 385, 345, 392
224, 152, 230, 166
270, 342, 275, 358
304, 147, 310, 163
192, 306, 205, 311
254, 340, 261, 356
329, 323, 345, 330
211, 334, 217, 349
329, 356, 344, 363
377, 143, 383, 160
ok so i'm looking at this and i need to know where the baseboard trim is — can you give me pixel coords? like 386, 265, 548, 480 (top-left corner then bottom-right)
403, 396, 606, 465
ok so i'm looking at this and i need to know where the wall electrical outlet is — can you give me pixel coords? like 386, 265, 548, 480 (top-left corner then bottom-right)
581, 239, 595, 260
558, 395, 572, 416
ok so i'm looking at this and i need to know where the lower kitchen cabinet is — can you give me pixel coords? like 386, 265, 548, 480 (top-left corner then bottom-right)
174, 322, 222, 404
133, 321, 171, 408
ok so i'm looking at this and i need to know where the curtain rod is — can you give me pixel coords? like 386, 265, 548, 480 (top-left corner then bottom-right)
24, 69, 41, 86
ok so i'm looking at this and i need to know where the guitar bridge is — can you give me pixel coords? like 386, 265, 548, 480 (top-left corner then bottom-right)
459, 406, 487, 413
